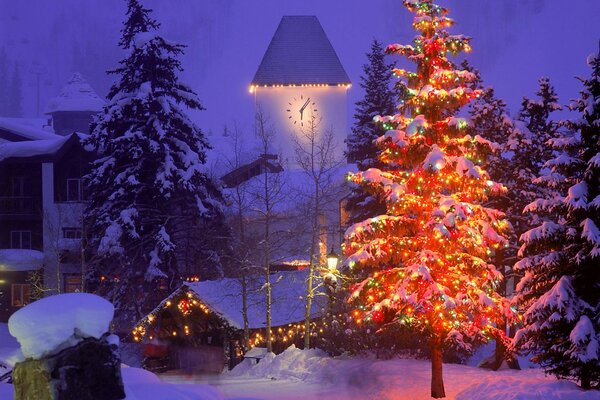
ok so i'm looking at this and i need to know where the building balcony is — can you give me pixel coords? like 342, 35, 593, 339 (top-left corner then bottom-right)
0, 196, 41, 216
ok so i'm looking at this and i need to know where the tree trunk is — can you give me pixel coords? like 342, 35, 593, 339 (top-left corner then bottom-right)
580, 367, 591, 390
264, 167, 272, 354
431, 335, 446, 399
241, 274, 250, 351
304, 181, 320, 349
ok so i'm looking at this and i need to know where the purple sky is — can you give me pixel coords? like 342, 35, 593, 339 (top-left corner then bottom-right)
1, 0, 599, 146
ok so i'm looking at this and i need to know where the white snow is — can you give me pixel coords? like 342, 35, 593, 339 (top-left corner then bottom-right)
8, 293, 114, 359
162, 346, 599, 400
0, 117, 56, 141
44, 72, 105, 114
141, 269, 325, 331
569, 316, 598, 362
2, 330, 599, 400
121, 366, 223, 400
0, 135, 70, 161
0, 249, 44, 272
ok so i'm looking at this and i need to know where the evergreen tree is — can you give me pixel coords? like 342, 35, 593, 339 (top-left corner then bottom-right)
467, 68, 534, 277
518, 77, 563, 175
84, 0, 228, 324
514, 47, 600, 390
345, 1, 513, 397
466, 68, 528, 370
7, 63, 23, 117
345, 40, 398, 225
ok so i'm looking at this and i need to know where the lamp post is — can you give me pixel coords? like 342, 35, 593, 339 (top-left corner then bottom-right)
324, 247, 340, 314
326, 247, 339, 272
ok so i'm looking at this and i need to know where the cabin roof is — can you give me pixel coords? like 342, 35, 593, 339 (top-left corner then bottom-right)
141, 269, 325, 330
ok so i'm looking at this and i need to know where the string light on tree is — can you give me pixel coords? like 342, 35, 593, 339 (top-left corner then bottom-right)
344, 1, 515, 398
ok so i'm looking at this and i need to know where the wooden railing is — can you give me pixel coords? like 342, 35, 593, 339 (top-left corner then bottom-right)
0, 196, 40, 215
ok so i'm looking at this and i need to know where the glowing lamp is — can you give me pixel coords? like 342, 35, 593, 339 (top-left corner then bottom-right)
326, 247, 339, 271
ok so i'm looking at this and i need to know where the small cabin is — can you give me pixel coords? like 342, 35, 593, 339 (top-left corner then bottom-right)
132, 269, 325, 372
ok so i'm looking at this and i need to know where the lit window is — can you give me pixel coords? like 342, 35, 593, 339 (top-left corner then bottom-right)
11, 284, 30, 307
10, 231, 32, 249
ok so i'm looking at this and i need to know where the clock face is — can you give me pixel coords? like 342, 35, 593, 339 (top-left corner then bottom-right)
286, 95, 317, 127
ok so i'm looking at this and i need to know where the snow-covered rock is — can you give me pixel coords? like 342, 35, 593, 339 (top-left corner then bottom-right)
8, 293, 114, 359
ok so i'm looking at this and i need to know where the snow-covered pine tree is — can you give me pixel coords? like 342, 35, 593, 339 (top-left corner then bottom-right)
465, 65, 534, 369
518, 77, 563, 175
513, 46, 600, 390
84, 0, 228, 324
345, 40, 398, 225
345, 1, 513, 397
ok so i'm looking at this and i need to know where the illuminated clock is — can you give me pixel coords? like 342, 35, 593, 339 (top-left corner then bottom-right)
286, 95, 317, 126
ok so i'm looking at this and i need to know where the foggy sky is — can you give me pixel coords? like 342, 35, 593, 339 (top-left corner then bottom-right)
1, 0, 599, 153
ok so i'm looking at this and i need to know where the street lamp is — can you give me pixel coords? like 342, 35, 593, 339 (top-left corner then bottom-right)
326, 247, 339, 271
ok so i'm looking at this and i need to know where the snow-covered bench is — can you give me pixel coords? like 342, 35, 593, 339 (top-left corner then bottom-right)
243, 347, 268, 365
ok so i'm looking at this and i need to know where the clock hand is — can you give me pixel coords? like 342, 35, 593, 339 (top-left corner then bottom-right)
299, 98, 311, 120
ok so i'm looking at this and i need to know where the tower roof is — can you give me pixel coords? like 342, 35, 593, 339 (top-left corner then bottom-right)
251, 16, 351, 87
45, 72, 105, 114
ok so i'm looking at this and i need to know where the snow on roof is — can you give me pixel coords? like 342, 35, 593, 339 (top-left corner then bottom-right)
0, 135, 69, 162
45, 72, 105, 114
145, 269, 324, 330
0, 117, 56, 141
0, 249, 44, 272
251, 16, 351, 86
8, 293, 114, 359
0, 132, 86, 162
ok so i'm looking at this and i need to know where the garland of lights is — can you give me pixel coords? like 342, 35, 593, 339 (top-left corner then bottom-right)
344, 0, 515, 346
131, 287, 338, 348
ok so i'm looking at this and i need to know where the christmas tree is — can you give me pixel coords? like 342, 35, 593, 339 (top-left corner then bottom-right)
84, 0, 228, 324
514, 47, 600, 390
346, 40, 398, 225
344, 1, 513, 397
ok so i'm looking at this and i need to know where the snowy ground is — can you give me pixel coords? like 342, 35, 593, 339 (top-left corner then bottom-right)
1, 323, 598, 400
160, 346, 598, 400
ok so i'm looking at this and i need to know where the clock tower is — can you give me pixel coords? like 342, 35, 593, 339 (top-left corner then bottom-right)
250, 16, 351, 165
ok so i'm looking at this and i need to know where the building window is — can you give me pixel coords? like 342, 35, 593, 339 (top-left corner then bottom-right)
11, 177, 31, 196
64, 274, 82, 293
10, 231, 32, 249
11, 284, 30, 307
63, 228, 82, 239
66, 178, 83, 202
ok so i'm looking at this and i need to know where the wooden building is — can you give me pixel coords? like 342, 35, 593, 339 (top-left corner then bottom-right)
132, 269, 325, 372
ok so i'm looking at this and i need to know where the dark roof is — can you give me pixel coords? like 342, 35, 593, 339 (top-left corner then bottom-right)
221, 154, 283, 188
251, 16, 351, 86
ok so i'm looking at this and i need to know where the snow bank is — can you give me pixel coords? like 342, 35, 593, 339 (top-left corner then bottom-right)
227, 347, 598, 399
230, 345, 331, 382
8, 293, 114, 359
